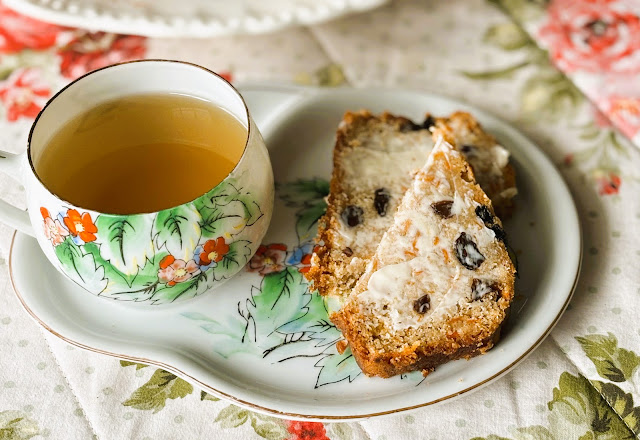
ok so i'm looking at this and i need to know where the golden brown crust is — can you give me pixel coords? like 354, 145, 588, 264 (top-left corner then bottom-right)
332, 304, 503, 378
332, 278, 513, 378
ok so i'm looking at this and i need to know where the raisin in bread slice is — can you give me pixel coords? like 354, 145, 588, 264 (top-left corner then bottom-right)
331, 137, 516, 378
306, 110, 516, 303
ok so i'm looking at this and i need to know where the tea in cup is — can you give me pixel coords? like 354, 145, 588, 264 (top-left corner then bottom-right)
0, 60, 274, 305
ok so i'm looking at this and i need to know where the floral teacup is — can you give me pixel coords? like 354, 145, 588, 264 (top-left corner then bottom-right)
0, 60, 274, 304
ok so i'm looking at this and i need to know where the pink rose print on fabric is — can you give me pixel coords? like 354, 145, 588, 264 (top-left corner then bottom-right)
57, 32, 146, 80
285, 420, 330, 440
538, 0, 640, 74
0, 67, 50, 122
0, 2, 66, 54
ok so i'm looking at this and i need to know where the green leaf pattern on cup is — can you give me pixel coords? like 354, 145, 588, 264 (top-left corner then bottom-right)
153, 205, 202, 262
95, 215, 154, 275
54, 239, 108, 292
39, 177, 263, 304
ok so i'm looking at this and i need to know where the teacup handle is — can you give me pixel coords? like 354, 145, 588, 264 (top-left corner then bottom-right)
0, 151, 34, 236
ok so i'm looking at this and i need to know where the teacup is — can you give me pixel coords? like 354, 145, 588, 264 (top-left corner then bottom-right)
0, 60, 274, 305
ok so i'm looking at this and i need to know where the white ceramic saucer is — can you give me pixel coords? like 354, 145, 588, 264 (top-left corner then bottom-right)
10, 85, 582, 421
4, 0, 387, 38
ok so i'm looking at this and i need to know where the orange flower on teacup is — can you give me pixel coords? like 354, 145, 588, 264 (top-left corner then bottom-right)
40, 207, 69, 247
158, 255, 201, 286
62, 209, 98, 244
195, 237, 230, 270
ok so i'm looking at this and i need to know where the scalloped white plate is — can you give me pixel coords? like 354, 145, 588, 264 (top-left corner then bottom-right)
4, 0, 388, 38
9, 84, 581, 421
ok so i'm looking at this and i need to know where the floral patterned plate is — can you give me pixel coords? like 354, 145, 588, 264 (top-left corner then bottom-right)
9, 84, 582, 421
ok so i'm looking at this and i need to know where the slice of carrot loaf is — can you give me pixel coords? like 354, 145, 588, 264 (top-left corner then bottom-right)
305, 110, 516, 302
331, 137, 516, 377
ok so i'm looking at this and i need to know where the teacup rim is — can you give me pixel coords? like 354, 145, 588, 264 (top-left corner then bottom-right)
26, 59, 252, 218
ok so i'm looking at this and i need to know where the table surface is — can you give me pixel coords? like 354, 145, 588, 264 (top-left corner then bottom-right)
1, 1, 639, 439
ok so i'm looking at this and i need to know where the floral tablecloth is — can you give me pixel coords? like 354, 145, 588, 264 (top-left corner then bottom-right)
1, 0, 640, 439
